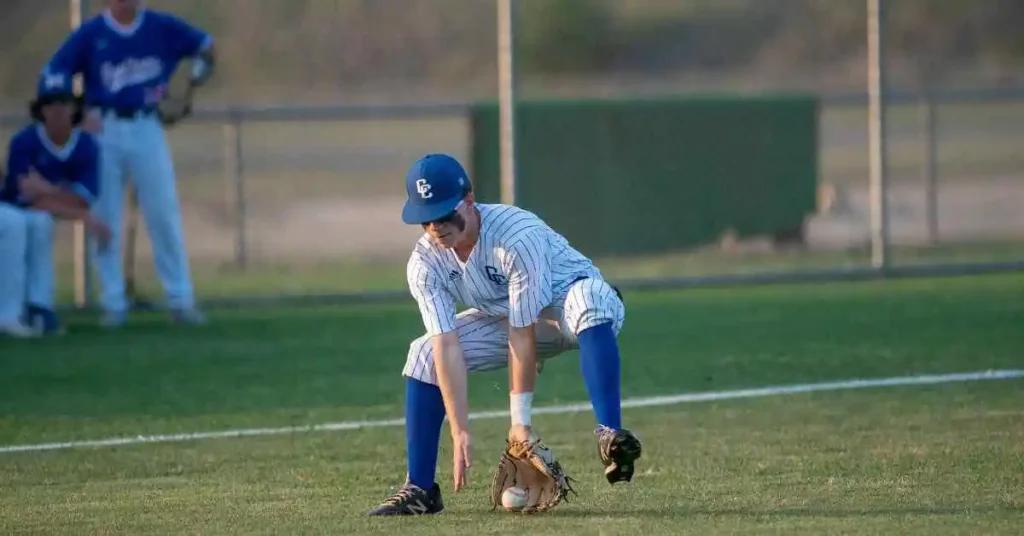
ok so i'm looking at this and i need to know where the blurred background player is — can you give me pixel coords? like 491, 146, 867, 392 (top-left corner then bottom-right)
0, 73, 110, 337
43, 0, 215, 328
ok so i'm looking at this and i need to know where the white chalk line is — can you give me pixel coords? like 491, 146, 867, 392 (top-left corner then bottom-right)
2, 369, 1022, 455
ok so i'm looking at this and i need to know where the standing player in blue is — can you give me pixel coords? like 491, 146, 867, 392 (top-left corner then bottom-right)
368, 154, 642, 516
43, 0, 215, 327
0, 73, 111, 337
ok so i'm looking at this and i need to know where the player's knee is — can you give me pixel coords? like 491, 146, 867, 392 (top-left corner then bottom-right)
564, 279, 624, 336
0, 204, 28, 241
403, 335, 439, 380
407, 335, 434, 362
23, 210, 54, 240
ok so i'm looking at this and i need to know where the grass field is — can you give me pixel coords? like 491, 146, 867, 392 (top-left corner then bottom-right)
46, 239, 1024, 303
2, 272, 1022, 534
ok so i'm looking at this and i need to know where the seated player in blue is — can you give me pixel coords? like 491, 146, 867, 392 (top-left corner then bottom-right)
0, 73, 111, 337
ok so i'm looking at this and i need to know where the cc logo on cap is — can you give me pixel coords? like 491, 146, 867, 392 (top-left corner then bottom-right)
415, 178, 433, 199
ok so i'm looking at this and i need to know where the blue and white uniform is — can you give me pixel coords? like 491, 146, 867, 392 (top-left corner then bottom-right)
0, 77, 100, 336
403, 203, 625, 384
367, 154, 636, 514
399, 154, 626, 385
44, 7, 212, 322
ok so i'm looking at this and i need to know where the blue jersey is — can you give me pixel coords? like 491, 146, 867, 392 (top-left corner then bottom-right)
0, 125, 100, 208
44, 9, 212, 111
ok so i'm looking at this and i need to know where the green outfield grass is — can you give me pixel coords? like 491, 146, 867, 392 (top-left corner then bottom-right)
1, 273, 1022, 534
50, 240, 1024, 304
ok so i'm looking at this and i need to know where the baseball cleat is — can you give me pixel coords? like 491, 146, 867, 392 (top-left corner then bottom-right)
99, 310, 128, 329
596, 425, 642, 484
25, 305, 65, 336
368, 481, 444, 516
171, 307, 207, 326
0, 321, 40, 338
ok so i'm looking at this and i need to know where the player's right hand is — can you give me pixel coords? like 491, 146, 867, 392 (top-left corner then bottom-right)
84, 215, 112, 249
81, 109, 102, 134
452, 428, 473, 492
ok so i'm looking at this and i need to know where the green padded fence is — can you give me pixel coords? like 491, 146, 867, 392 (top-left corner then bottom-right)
469, 94, 819, 258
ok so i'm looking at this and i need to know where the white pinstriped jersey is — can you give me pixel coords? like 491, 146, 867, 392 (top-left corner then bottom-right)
407, 203, 602, 336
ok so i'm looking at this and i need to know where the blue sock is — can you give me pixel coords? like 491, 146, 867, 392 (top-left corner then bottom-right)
405, 377, 447, 490
577, 322, 623, 430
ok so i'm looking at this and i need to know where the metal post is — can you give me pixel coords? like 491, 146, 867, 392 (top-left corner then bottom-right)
497, 0, 517, 205
867, 0, 891, 270
70, 0, 91, 308
920, 92, 939, 245
223, 118, 247, 269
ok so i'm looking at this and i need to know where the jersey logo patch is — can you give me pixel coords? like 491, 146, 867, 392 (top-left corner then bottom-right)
448, 270, 462, 281
484, 266, 507, 287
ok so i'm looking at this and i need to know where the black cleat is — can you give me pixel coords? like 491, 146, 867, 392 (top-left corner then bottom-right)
596, 425, 643, 484
368, 481, 444, 516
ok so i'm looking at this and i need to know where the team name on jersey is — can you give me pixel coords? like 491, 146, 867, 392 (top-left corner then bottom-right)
100, 57, 164, 93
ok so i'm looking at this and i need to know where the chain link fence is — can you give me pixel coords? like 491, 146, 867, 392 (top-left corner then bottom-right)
1, 0, 1022, 307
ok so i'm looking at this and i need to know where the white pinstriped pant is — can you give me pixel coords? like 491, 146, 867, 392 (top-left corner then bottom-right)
403, 277, 626, 385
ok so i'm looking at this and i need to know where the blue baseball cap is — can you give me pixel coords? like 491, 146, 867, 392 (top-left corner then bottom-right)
36, 71, 74, 101
30, 71, 78, 122
401, 154, 472, 224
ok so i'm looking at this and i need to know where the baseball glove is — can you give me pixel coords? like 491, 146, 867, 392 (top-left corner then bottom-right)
489, 430, 576, 513
156, 84, 195, 127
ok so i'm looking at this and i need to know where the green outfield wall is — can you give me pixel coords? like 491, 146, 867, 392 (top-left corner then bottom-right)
470, 94, 818, 257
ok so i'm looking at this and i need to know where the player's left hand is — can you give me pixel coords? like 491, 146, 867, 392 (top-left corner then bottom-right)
84, 214, 113, 250
490, 427, 576, 513
157, 88, 194, 127
157, 104, 190, 126
18, 169, 57, 200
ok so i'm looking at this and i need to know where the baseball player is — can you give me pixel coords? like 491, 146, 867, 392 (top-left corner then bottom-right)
0, 73, 111, 338
368, 154, 642, 516
43, 0, 215, 327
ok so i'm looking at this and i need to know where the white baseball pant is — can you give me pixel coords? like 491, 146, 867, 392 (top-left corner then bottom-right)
89, 113, 196, 312
0, 204, 57, 322
403, 277, 626, 385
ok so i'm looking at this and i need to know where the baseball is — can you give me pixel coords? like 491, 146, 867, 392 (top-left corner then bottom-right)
501, 486, 528, 511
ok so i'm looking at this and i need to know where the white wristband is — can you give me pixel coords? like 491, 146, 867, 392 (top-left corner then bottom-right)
510, 392, 533, 427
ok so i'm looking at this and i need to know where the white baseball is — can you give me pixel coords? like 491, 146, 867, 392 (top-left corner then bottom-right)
501, 486, 528, 511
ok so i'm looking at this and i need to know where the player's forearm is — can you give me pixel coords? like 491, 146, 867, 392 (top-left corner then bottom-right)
31, 192, 89, 220
432, 332, 471, 434
508, 325, 538, 393
191, 44, 216, 87
508, 324, 538, 427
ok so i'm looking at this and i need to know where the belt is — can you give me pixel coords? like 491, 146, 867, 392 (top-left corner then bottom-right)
100, 106, 157, 119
